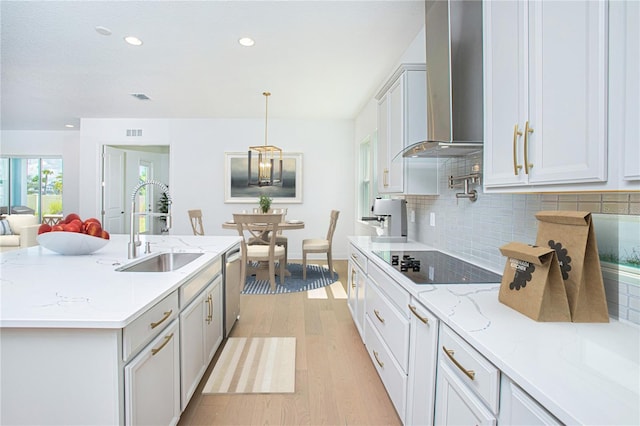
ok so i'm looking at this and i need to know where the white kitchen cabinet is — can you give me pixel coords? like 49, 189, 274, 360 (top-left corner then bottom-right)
376, 63, 438, 195
434, 324, 500, 426
124, 319, 181, 426
434, 362, 496, 426
405, 297, 438, 426
483, 0, 608, 191
499, 375, 561, 425
180, 275, 223, 410
621, 1, 640, 182
347, 244, 367, 340
364, 260, 411, 422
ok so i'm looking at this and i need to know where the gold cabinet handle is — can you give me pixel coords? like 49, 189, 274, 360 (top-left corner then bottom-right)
524, 121, 534, 174
383, 168, 389, 187
408, 304, 429, 325
373, 350, 384, 368
150, 310, 172, 329
206, 295, 213, 324
374, 309, 385, 324
512, 124, 523, 175
351, 269, 356, 289
151, 333, 174, 356
443, 346, 475, 380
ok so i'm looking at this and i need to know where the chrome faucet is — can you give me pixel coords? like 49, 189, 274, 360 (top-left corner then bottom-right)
128, 180, 172, 259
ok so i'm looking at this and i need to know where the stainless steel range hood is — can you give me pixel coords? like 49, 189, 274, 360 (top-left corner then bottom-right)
400, 0, 483, 158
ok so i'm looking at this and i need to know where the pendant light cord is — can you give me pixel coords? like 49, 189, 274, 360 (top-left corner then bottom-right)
263, 91, 270, 146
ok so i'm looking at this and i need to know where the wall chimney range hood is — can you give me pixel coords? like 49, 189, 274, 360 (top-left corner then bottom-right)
400, 0, 484, 158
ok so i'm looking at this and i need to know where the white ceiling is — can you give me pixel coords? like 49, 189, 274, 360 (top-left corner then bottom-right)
0, 0, 425, 131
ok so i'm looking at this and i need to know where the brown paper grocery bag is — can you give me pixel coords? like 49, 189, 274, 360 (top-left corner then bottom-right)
535, 211, 609, 323
498, 242, 571, 322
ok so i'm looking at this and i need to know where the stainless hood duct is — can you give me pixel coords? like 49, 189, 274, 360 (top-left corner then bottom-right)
400, 0, 483, 158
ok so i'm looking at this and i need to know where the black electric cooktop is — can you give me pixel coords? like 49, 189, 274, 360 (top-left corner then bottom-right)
373, 250, 502, 285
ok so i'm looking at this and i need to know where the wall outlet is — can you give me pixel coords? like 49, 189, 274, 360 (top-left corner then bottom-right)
410, 210, 416, 223
430, 212, 436, 227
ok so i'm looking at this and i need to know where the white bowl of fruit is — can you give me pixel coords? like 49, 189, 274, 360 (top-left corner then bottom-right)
37, 214, 110, 255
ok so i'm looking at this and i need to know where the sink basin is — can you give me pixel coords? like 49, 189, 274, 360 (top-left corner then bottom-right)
116, 252, 204, 272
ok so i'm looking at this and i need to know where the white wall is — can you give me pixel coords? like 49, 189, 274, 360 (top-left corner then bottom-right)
79, 118, 355, 260
0, 130, 81, 214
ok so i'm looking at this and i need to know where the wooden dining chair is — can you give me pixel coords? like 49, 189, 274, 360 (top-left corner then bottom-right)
233, 213, 286, 292
188, 209, 205, 236
302, 210, 340, 280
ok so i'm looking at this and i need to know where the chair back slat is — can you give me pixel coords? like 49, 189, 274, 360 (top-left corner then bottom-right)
326, 210, 340, 242
188, 209, 205, 236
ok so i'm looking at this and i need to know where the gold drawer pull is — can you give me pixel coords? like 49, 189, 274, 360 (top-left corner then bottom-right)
351, 270, 356, 289
150, 310, 173, 329
373, 350, 384, 368
408, 304, 429, 325
374, 309, 385, 324
512, 124, 523, 175
151, 333, 174, 356
443, 346, 475, 380
206, 295, 213, 324
524, 120, 534, 174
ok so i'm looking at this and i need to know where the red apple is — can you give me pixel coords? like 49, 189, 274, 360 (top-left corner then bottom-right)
101, 230, 110, 240
38, 223, 52, 235
65, 222, 82, 233
63, 213, 81, 224
82, 218, 101, 234
51, 224, 65, 232
85, 222, 102, 237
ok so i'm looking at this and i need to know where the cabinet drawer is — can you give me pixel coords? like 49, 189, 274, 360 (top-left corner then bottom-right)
123, 291, 179, 362
368, 260, 410, 315
439, 324, 500, 414
365, 316, 407, 422
349, 245, 368, 274
366, 278, 410, 371
179, 257, 221, 308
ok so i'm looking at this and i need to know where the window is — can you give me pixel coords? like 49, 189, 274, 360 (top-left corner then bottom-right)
0, 156, 63, 221
358, 135, 373, 219
137, 161, 152, 234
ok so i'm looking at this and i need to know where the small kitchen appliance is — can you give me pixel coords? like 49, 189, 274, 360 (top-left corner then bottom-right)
374, 250, 501, 284
370, 198, 408, 243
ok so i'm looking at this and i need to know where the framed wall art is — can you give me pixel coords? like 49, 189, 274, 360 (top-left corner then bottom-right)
224, 152, 303, 203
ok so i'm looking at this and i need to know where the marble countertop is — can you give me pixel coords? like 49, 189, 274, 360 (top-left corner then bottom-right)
0, 234, 241, 329
349, 236, 640, 426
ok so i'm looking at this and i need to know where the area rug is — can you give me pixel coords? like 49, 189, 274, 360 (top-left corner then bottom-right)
202, 337, 296, 394
242, 263, 338, 295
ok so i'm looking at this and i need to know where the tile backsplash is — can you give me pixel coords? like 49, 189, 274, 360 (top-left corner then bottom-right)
404, 155, 640, 325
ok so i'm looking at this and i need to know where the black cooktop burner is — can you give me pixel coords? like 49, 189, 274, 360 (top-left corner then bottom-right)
373, 250, 501, 285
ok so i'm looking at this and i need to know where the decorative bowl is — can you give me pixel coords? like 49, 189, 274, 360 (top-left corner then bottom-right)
37, 232, 109, 255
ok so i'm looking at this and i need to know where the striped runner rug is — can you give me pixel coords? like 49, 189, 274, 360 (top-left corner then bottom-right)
202, 337, 296, 394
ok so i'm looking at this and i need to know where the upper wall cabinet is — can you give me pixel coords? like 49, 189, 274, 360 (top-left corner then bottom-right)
483, 0, 608, 191
621, 1, 640, 182
376, 64, 438, 195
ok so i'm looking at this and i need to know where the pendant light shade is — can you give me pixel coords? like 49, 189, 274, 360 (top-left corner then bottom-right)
248, 92, 283, 187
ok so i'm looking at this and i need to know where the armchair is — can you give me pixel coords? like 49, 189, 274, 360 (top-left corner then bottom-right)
0, 214, 40, 252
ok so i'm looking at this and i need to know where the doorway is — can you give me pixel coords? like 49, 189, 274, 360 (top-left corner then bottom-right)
101, 145, 169, 235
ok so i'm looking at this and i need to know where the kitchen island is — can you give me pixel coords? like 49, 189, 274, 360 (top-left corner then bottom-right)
348, 236, 640, 426
0, 234, 241, 425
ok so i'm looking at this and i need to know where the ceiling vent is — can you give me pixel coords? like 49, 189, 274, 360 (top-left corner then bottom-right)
130, 93, 150, 100
126, 129, 143, 137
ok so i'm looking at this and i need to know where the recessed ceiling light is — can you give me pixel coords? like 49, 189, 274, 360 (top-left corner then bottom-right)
95, 26, 112, 36
124, 36, 143, 46
64, 124, 75, 128
238, 37, 255, 47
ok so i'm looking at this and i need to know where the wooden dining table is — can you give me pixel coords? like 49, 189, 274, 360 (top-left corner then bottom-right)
222, 219, 305, 280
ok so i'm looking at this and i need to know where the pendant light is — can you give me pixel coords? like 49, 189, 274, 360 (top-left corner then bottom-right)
248, 91, 283, 186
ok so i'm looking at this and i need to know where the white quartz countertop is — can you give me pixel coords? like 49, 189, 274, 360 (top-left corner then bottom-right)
348, 236, 640, 426
0, 234, 241, 329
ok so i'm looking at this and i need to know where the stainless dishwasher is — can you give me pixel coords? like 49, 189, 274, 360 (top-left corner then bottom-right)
224, 245, 241, 337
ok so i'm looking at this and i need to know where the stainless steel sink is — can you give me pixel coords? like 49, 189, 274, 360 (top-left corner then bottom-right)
116, 252, 204, 272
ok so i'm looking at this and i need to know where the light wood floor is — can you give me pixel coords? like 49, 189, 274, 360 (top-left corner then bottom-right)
178, 259, 402, 426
